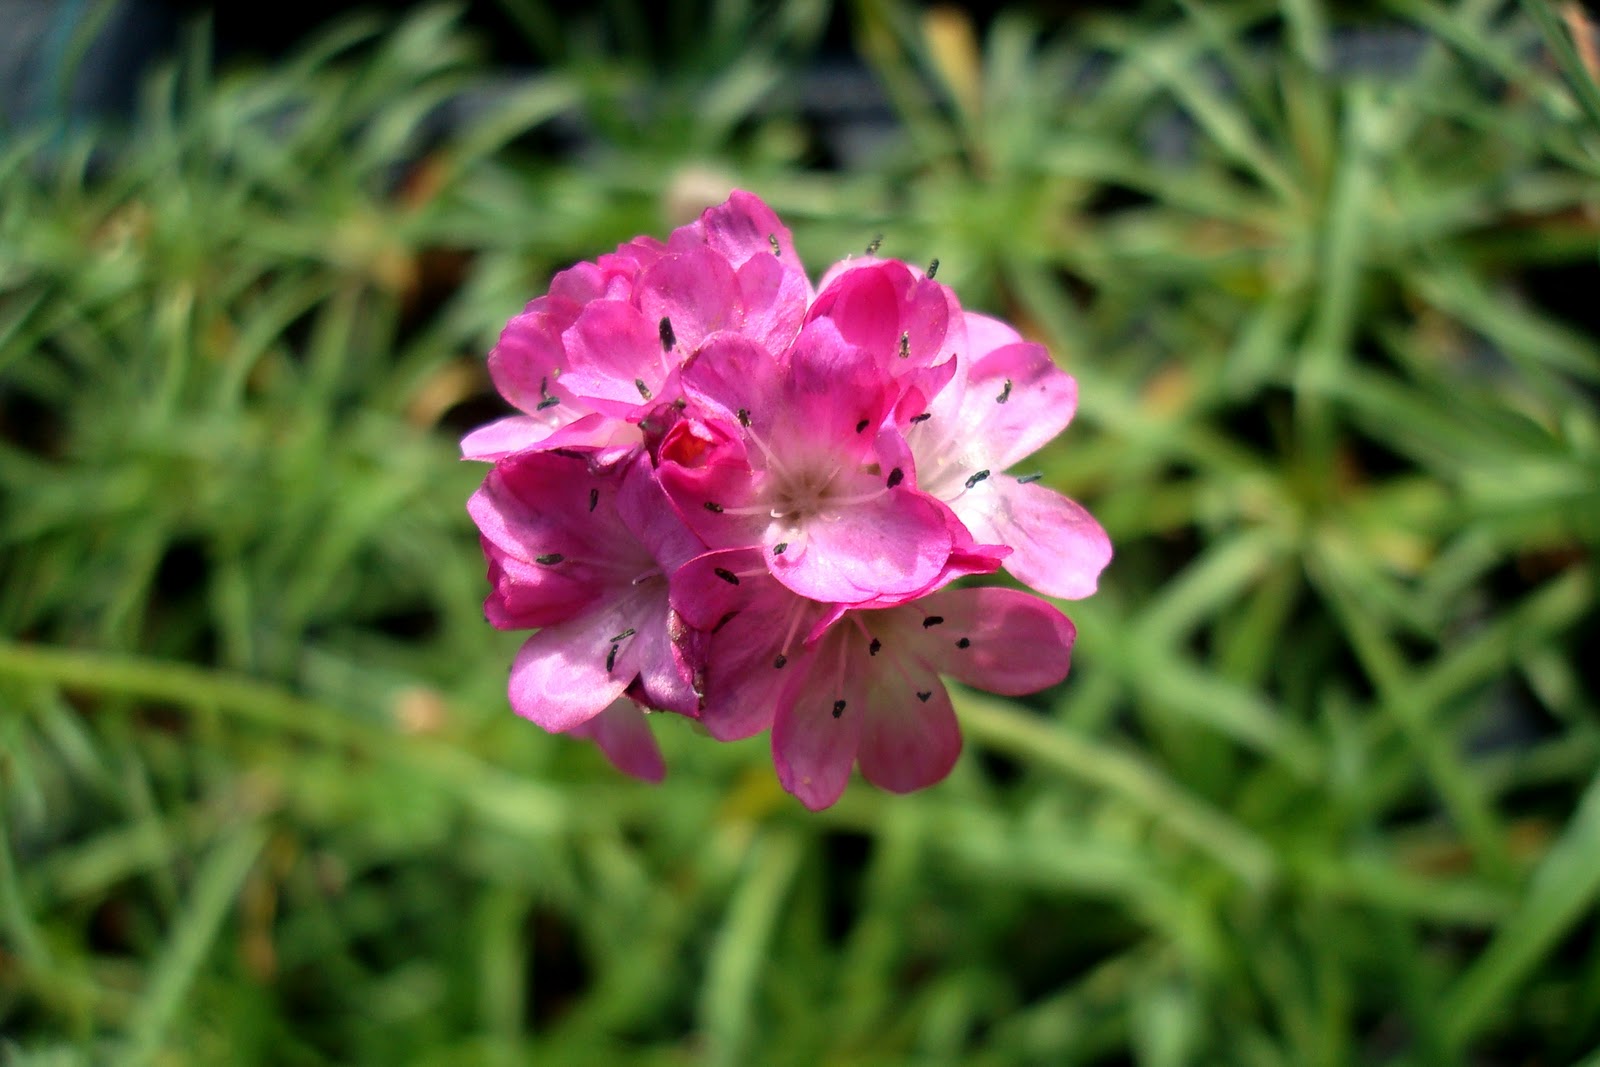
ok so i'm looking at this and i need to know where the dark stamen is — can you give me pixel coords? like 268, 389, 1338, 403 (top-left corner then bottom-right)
609, 628, 637, 643
774, 654, 787, 669
711, 611, 738, 634
704, 502, 724, 513
898, 332, 910, 359
635, 378, 652, 400
923, 615, 945, 628
832, 699, 846, 718
866, 234, 882, 255
713, 567, 740, 586
910, 412, 931, 424
534, 553, 564, 565
1016, 472, 1044, 485
886, 467, 904, 489
537, 376, 560, 410
768, 233, 781, 256
737, 407, 751, 427
965, 469, 990, 489
855, 418, 869, 433
916, 691, 931, 702
996, 378, 1013, 404
606, 644, 619, 672
956, 637, 971, 649
589, 488, 600, 512
659, 317, 676, 351
869, 638, 881, 656
773, 542, 788, 555
926, 258, 939, 278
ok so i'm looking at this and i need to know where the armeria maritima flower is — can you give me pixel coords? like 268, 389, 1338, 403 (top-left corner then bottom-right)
465, 191, 1109, 809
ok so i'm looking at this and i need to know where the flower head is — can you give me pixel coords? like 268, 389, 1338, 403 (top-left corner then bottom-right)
464, 191, 1108, 806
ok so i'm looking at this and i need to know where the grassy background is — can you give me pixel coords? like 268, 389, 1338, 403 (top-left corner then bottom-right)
2, 1, 1599, 1063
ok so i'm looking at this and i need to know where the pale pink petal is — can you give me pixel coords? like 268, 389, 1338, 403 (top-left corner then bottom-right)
566, 698, 666, 783
460, 415, 564, 461
955, 479, 1111, 600
855, 671, 961, 795
964, 342, 1079, 469
962, 311, 1023, 356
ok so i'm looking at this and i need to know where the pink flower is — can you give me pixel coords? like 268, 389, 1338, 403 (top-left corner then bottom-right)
469, 450, 706, 731
893, 315, 1111, 600
657, 319, 988, 605
462, 192, 811, 463
463, 190, 1107, 802
673, 549, 1075, 809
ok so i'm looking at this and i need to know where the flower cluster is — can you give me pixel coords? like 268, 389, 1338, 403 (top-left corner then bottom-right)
464, 192, 1110, 809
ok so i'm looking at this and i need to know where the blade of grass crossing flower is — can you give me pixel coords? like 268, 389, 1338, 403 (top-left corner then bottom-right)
699, 829, 803, 1067
119, 825, 268, 1067
954, 689, 1277, 889
1444, 769, 1600, 1051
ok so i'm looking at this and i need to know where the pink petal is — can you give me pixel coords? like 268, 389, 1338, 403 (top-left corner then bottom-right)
962, 311, 1023, 356
910, 586, 1076, 696
855, 671, 961, 795
735, 253, 809, 355
692, 190, 808, 278
772, 318, 892, 450
460, 415, 564, 461
772, 481, 953, 604
507, 610, 635, 732
955, 479, 1111, 600
771, 645, 866, 810
566, 698, 666, 783
561, 300, 671, 414
964, 342, 1079, 469
636, 246, 744, 355
615, 453, 708, 575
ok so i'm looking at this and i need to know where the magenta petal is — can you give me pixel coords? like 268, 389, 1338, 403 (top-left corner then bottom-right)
774, 318, 891, 448
694, 190, 807, 277
487, 301, 578, 414
771, 658, 864, 810
561, 300, 669, 413
508, 615, 634, 732
957, 479, 1112, 600
736, 253, 809, 354
615, 453, 708, 575
914, 587, 1076, 696
566, 698, 666, 783
637, 247, 744, 355
856, 673, 961, 795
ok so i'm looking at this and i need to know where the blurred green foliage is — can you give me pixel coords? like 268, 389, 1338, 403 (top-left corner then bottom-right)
2, 1, 1599, 1063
